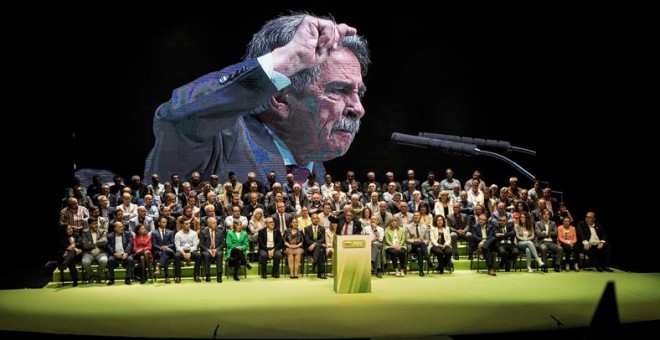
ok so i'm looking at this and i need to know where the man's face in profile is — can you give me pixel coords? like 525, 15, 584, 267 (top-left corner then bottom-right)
279, 48, 365, 161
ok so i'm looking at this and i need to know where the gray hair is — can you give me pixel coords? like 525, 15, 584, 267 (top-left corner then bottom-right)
245, 13, 370, 95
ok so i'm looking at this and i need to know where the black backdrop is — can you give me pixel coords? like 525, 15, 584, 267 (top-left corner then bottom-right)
25, 3, 652, 288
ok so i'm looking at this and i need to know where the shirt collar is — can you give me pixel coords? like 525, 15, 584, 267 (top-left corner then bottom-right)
263, 123, 314, 171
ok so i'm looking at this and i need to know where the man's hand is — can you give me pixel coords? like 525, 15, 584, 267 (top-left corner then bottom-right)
272, 16, 357, 77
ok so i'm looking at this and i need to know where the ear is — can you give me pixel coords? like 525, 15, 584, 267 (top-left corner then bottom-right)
268, 91, 290, 119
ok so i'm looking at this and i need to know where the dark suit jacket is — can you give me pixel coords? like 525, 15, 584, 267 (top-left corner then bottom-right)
576, 221, 607, 244
199, 227, 225, 252
287, 193, 310, 210
144, 59, 327, 185
241, 203, 265, 219
303, 225, 326, 249
336, 218, 362, 235
81, 228, 108, 253
151, 228, 175, 252
493, 223, 516, 247
271, 212, 294, 235
535, 220, 559, 242
106, 231, 134, 255
258, 227, 284, 252
471, 223, 491, 245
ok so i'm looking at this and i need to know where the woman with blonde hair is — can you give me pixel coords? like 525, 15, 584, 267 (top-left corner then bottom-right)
557, 217, 579, 271
433, 191, 451, 218
248, 208, 266, 243
383, 219, 407, 277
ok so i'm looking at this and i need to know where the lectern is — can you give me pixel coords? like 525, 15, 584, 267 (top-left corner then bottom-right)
333, 234, 371, 294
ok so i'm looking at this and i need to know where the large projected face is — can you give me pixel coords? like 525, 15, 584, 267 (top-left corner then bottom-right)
273, 48, 366, 162
134, 15, 369, 187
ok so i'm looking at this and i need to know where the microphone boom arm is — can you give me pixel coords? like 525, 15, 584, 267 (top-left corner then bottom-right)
475, 148, 535, 181
391, 132, 536, 181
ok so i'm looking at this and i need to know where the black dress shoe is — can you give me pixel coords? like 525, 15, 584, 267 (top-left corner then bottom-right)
272, 273, 280, 278
419, 271, 425, 277
193, 277, 201, 282
246, 263, 253, 270
554, 266, 561, 272
261, 275, 267, 279
317, 274, 327, 279
72, 281, 78, 287
124, 279, 132, 285
596, 267, 604, 272
175, 277, 181, 283
603, 267, 613, 272
376, 272, 383, 278
107, 280, 115, 286
217, 275, 222, 283
205, 276, 211, 282
233, 276, 240, 281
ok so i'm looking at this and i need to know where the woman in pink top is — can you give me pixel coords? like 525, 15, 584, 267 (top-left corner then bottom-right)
133, 224, 153, 283
557, 217, 579, 271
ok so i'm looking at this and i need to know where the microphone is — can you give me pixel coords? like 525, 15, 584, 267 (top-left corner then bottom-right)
390, 133, 478, 156
391, 133, 535, 181
419, 132, 537, 156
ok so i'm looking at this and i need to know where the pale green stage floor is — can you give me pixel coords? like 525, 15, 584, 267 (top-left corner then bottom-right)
1, 270, 659, 339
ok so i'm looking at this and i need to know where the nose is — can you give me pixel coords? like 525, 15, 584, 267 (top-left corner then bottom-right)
344, 93, 364, 119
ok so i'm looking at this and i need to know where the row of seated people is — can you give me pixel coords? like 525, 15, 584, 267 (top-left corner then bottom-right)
59, 205, 464, 287
58, 217, 252, 286
67, 169, 569, 234
468, 210, 611, 275
61, 195, 610, 278
62, 189, 568, 262
79, 169, 547, 215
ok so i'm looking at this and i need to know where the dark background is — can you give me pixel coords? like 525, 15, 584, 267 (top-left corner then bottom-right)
15, 4, 651, 289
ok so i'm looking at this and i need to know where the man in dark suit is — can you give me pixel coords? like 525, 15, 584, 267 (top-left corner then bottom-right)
337, 210, 363, 235
304, 213, 327, 279
272, 202, 294, 237
200, 217, 225, 282
471, 214, 497, 276
152, 216, 175, 283
144, 14, 370, 185
106, 221, 134, 285
577, 211, 612, 272
258, 217, 284, 279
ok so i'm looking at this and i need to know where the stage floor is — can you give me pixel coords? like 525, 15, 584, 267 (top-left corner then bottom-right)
1, 269, 659, 338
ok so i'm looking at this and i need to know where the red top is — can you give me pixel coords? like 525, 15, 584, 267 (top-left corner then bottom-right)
133, 234, 153, 259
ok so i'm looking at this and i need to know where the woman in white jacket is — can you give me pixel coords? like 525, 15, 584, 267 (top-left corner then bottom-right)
429, 215, 452, 274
